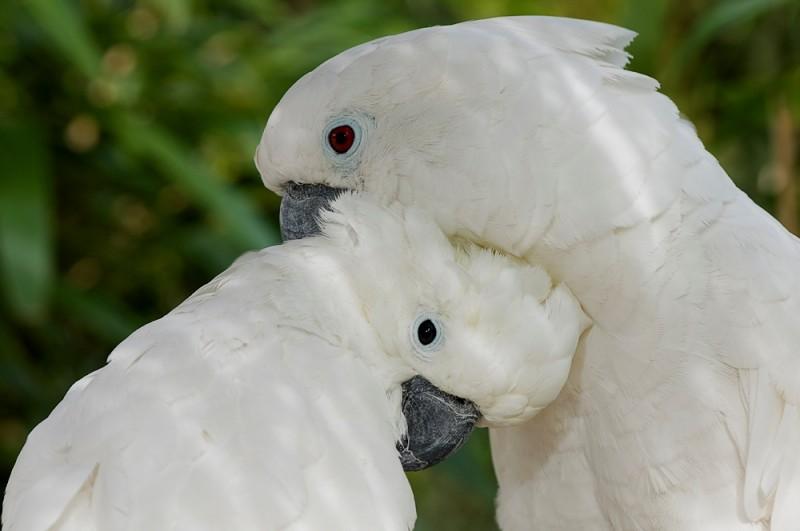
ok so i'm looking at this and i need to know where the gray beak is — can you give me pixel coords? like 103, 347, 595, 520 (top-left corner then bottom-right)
395, 376, 479, 471
278, 184, 481, 471
279, 183, 346, 241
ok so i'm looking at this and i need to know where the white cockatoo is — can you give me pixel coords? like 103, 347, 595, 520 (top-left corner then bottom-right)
2, 194, 588, 531
256, 16, 800, 530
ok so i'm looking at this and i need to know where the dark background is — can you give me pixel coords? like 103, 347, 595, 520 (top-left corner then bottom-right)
1, 1, 798, 529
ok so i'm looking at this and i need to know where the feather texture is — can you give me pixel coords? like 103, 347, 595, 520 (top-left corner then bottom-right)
4, 194, 588, 530
3, 248, 415, 531
258, 16, 800, 530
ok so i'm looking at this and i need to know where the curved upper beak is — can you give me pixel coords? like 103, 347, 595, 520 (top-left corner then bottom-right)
395, 376, 479, 471
278, 183, 481, 471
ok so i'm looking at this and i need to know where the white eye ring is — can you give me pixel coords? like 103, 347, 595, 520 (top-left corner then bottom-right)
323, 116, 363, 160
410, 313, 445, 360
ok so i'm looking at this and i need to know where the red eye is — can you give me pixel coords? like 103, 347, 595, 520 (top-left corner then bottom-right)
328, 125, 355, 154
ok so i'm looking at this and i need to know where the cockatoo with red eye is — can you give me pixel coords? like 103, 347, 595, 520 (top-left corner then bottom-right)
2, 194, 587, 531
257, 16, 800, 530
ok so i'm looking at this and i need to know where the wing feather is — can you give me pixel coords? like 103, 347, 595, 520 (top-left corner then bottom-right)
3, 248, 414, 531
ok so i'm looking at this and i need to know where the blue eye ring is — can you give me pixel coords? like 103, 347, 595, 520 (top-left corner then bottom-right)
410, 313, 445, 360
323, 116, 363, 160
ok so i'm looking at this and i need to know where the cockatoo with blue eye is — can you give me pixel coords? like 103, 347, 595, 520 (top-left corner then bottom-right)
256, 15, 800, 530
2, 194, 587, 531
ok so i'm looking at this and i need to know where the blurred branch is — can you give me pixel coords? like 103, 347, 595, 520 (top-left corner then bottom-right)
774, 97, 797, 234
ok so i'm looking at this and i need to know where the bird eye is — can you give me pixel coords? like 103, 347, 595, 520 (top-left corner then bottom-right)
417, 319, 437, 345
411, 313, 444, 359
328, 125, 355, 153
323, 117, 362, 159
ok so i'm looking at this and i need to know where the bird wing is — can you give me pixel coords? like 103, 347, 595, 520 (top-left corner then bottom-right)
2, 249, 415, 531
471, 17, 800, 528
698, 193, 800, 529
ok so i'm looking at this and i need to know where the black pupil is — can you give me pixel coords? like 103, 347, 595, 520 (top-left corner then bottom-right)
328, 125, 354, 153
417, 319, 437, 346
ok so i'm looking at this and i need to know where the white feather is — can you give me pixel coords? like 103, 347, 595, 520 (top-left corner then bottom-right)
3, 248, 415, 531
4, 194, 588, 530
258, 16, 800, 530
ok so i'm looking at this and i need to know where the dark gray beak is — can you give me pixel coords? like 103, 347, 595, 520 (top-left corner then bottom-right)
279, 183, 346, 241
278, 184, 481, 471
395, 376, 479, 471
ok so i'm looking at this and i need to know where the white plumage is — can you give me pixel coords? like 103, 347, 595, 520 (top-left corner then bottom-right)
3, 194, 587, 530
257, 16, 800, 529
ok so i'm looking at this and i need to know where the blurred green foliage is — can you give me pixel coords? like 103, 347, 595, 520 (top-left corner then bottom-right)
0, 0, 798, 528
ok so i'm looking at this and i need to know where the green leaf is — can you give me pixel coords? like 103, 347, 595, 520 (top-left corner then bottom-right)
0, 120, 53, 323
110, 112, 279, 250
618, 0, 669, 75
22, 0, 101, 77
668, 0, 793, 79
54, 282, 143, 344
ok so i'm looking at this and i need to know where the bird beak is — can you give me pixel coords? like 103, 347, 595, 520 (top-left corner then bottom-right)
395, 376, 479, 471
279, 182, 346, 240
278, 186, 481, 470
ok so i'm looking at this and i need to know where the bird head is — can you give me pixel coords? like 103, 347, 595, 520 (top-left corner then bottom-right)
318, 194, 588, 469
255, 17, 695, 255
254, 16, 699, 471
